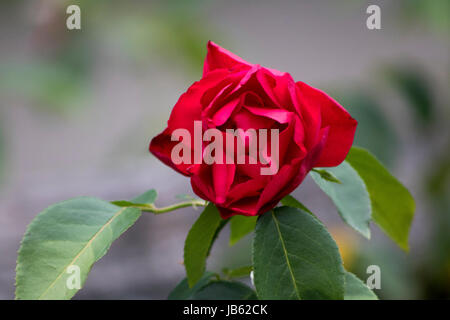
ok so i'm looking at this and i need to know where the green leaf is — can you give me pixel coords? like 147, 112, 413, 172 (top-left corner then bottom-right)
175, 194, 196, 201
191, 281, 257, 300
344, 272, 378, 300
229, 215, 257, 246
184, 203, 223, 287
346, 147, 415, 251
168, 272, 216, 300
131, 189, 157, 204
253, 206, 344, 300
110, 200, 144, 207
111, 189, 157, 207
312, 168, 342, 184
207, 219, 228, 256
222, 266, 253, 279
311, 162, 372, 238
15, 197, 141, 300
281, 195, 315, 216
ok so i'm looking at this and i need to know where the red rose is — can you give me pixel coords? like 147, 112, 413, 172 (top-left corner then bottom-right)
150, 41, 357, 219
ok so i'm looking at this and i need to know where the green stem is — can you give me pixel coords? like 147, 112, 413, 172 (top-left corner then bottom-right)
131, 200, 207, 214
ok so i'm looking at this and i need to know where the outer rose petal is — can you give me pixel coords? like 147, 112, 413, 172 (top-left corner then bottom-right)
149, 128, 192, 176
149, 70, 229, 176
296, 81, 357, 167
168, 69, 230, 132
203, 41, 252, 76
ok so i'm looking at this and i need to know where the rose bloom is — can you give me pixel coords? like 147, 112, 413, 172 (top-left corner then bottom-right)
150, 41, 357, 219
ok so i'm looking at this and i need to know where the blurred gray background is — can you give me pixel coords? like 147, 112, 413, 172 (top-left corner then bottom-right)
0, 0, 449, 299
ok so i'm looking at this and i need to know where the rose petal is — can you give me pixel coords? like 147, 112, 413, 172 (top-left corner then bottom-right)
212, 162, 236, 204
256, 69, 295, 108
244, 106, 293, 124
149, 129, 193, 176
227, 175, 266, 203
149, 70, 230, 174
203, 41, 252, 76
168, 70, 229, 132
218, 196, 261, 218
255, 163, 299, 212
297, 81, 357, 167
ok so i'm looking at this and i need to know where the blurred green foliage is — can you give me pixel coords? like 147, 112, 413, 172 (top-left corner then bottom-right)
382, 64, 435, 127
112, 13, 211, 72
0, 119, 4, 187
427, 149, 450, 207
400, 0, 450, 34
351, 243, 419, 299
334, 91, 397, 166
0, 0, 216, 114
0, 60, 90, 114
